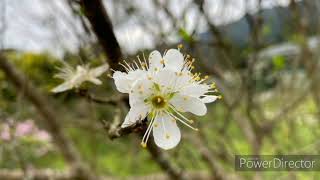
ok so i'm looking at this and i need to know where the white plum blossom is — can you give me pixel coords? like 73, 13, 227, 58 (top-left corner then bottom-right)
52, 63, 109, 93
113, 48, 220, 150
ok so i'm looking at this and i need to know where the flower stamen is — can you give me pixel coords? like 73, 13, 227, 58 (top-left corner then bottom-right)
166, 111, 198, 131
141, 112, 158, 148
166, 107, 194, 124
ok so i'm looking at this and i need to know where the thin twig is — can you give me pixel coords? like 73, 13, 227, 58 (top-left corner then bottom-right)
77, 89, 127, 106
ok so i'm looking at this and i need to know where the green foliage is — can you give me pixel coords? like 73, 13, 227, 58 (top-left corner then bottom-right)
290, 33, 306, 45
178, 28, 193, 43
262, 24, 272, 37
272, 55, 286, 71
0, 50, 319, 179
7, 52, 61, 90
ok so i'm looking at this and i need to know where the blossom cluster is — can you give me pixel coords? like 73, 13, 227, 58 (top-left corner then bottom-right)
51, 48, 219, 150
113, 48, 220, 150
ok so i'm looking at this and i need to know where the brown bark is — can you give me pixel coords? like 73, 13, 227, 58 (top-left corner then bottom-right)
80, 0, 123, 70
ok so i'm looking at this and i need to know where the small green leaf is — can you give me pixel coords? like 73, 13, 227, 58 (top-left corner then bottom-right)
178, 28, 193, 43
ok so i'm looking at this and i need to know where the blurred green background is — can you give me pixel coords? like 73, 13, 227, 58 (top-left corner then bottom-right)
1, 0, 320, 179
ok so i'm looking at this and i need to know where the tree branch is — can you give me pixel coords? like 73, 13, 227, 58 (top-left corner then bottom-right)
0, 169, 213, 180
79, 0, 123, 70
0, 55, 97, 180
77, 1, 186, 179
101, 120, 188, 180
145, 137, 188, 180
77, 89, 127, 106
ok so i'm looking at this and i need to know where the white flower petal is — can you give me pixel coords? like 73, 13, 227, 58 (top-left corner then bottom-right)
129, 78, 153, 106
127, 69, 146, 78
173, 71, 193, 89
152, 113, 181, 150
171, 94, 207, 116
181, 84, 210, 97
153, 69, 177, 89
113, 71, 132, 93
76, 65, 87, 73
89, 64, 109, 77
113, 70, 146, 93
163, 49, 184, 72
51, 82, 73, 93
121, 103, 149, 128
88, 78, 102, 85
148, 50, 163, 71
201, 96, 218, 103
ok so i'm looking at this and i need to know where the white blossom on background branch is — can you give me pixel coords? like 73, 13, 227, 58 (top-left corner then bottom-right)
51, 63, 109, 93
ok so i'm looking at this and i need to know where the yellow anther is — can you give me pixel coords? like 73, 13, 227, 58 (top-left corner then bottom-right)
204, 75, 209, 79
186, 54, 191, 58
157, 97, 161, 103
165, 134, 170, 139
148, 76, 153, 80
189, 119, 194, 124
141, 142, 147, 148
178, 44, 183, 49
218, 95, 222, 99
160, 59, 165, 64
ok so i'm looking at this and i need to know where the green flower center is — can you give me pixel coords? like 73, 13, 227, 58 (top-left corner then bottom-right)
151, 95, 167, 109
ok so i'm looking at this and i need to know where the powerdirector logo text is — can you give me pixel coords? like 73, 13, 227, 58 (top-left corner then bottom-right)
235, 155, 320, 171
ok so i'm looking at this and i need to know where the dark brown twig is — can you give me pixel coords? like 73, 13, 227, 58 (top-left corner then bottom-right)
77, 89, 127, 106
79, 0, 123, 70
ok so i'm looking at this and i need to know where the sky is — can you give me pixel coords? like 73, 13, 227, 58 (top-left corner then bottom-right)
0, 0, 292, 57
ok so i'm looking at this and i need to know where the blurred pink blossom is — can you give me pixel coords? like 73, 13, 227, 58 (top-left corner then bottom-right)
0, 124, 11, 141
0, 120, 51, 142
15, 120, 35, 137
34, 130, 51, 141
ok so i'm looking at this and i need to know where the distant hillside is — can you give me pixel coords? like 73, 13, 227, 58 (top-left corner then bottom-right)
192, 1, 320, 68
199, 1, 319, 48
